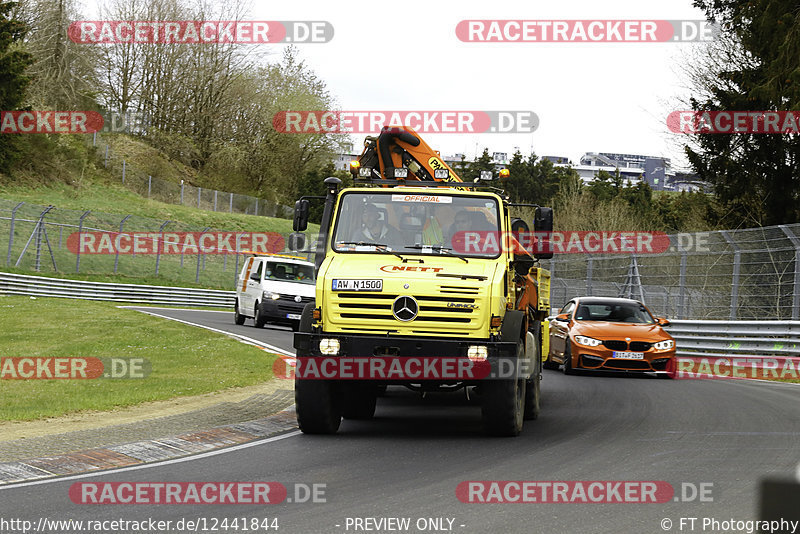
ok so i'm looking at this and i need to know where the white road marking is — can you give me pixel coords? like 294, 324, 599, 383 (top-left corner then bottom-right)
124, 307, 296, 358
0, 431, 302, 490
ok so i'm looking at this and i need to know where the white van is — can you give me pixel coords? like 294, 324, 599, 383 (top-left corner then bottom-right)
234, 255, 316, 330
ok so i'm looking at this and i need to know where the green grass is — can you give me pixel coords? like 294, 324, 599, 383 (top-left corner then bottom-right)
0, 295, 278, 421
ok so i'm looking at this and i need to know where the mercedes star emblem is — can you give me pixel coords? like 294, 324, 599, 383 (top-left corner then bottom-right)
392, 296, 418, 322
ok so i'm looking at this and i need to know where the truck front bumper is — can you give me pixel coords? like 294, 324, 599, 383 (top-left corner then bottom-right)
293, 332, 517, 359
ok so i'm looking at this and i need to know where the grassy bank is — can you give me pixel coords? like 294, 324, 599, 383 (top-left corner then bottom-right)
0, 295, 278, 421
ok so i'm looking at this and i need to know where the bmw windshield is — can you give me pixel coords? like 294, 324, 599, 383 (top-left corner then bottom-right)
331, 192, 502, 259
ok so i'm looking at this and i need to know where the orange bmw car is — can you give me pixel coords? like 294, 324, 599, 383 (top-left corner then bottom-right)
545, 297, 675, 375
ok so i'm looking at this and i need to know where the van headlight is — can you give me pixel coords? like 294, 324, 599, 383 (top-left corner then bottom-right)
263, 291, 281, 300
574, 335, 602, 347
653, 339, 674, 351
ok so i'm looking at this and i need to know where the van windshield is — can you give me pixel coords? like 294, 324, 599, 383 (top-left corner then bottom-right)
265, 262, 315, 284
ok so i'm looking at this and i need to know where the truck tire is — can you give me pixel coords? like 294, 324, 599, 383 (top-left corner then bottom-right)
254, 301, 267, 328
524, 338, 541, 420
295, 303, 342, 434
481, 341, 525, 436
341, 384, 378, 420
233, 299, 245, 325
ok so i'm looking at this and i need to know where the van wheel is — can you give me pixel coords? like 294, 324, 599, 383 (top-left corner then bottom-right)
234, 299, 245, 325
254, 302, 267, 328
481, 341, 525, 436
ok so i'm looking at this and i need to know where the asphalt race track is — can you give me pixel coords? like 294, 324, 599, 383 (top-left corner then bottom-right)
2, 308, 799, 534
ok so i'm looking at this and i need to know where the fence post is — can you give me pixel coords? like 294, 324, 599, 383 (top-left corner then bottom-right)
255, 198, 258, 216
196, 226, 210, 283
213, 190, 218, 211
779, 225, 800, 320
155, 220, 170, 275
180, 180, 184, 205
58, 226, 63, 248
6, 202, 24, 266
92, 132, 96, 146
677, 242, 688, 319
114, 215, 132, 274
104, 145, 109, 167
197, 187, 202, 208
586, 257, 593, 296
720, 230, 740, 320
229, 193, 233, 213
148, 176, 152, 198
122, 160, 126, 183
75, 210, 91, 273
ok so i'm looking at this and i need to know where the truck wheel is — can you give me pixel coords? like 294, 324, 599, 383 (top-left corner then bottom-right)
254, 302, 267, 328
524, 340, 541, 420
295, 303, 342, 434
233, 299, 245, 325
295, 379, 342, 434
481, 341, 525, 436
341, 384, 378, 420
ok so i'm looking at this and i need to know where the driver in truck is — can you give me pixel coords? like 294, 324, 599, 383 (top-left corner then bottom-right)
359, 203, 404, 249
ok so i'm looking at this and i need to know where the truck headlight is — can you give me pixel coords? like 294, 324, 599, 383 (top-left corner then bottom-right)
263, 291, 280, 300
319, 338, 340, 355
653, 339, 674, 351
467, 345, 488, 362
574, 335, 602, 347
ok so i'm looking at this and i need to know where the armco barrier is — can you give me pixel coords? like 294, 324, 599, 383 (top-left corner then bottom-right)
3, 271, 799, 357
0, 271, 235, 308
667, 319, 800, 358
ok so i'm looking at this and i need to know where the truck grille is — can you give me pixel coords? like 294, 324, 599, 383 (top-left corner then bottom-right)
329, 292, 482, 335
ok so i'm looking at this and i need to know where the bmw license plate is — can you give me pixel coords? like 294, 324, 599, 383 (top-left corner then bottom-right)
613, 351, 644, 359
332, 279, 383, 291
286, 313, 302, 320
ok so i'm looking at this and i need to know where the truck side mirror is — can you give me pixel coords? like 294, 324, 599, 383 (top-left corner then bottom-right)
534, 207, 554, 260
293, 199, 310, 231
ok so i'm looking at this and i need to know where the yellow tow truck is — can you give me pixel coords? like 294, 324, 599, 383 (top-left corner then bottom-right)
292, 126, 553, 436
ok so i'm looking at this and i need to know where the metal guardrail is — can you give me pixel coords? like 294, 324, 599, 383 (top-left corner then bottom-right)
0, 271, 235, 308
667, 319, 800, 358
2, 271, 799, 358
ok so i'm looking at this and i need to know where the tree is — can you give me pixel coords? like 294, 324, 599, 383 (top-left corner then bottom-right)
0, 0, 34, 172
684, 0, 800, 226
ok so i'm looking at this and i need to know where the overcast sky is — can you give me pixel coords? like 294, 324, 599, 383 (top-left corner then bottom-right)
85, 0, 712, 169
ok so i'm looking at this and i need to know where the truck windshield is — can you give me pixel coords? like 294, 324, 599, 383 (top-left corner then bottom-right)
332, 192, 502, 258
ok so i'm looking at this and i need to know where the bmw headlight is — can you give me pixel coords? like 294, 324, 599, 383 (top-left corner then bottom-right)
653, 339, 674, 351
574, 335, 602, 347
